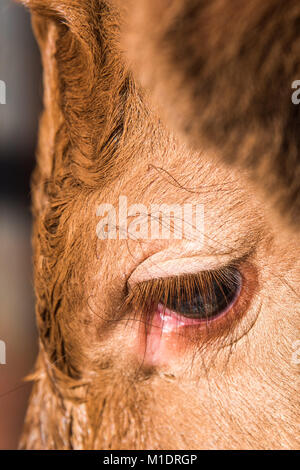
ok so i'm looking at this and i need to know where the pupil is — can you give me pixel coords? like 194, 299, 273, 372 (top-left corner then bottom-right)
164, 268, 241, 320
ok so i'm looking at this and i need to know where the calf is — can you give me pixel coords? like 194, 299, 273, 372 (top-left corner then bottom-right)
17, 0, 299, 449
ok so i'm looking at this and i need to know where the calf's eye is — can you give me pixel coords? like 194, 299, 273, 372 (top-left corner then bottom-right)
163, 267, 242, 321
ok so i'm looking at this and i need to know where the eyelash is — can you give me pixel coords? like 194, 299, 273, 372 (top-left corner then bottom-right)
129, 264, 241, 316
125, 260, 255, 345
162, 267, 241, 320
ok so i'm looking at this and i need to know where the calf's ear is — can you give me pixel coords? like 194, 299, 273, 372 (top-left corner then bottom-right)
15, 0, 124, 212
121, 0, 300, 232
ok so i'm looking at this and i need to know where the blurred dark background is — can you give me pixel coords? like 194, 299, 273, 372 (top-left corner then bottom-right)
0, 0, 42, 449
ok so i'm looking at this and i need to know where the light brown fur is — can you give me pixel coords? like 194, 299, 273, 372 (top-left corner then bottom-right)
16, 0, 299, 449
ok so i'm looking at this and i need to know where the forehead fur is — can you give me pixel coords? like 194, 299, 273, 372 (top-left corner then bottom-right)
19, 0, 300, 230
122, 0, 300, 230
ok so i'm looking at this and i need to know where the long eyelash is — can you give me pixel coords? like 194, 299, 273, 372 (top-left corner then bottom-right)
125, 263, 241, 339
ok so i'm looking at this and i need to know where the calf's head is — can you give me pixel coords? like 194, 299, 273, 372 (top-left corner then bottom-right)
17, 0, 299, 449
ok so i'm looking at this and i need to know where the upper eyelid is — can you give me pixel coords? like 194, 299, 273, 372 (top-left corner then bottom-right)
128, 251, 249, 287
125, 228, 261, 287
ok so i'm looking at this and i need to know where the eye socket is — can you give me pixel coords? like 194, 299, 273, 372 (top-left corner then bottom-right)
126, 264, 247, 330
162, 267, 242, 321
125, 259, 258, 356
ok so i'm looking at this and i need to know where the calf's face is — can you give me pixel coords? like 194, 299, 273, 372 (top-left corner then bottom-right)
18, 0, 299, 449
